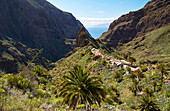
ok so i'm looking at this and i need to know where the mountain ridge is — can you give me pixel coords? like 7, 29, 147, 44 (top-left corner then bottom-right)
99, 0, 170, 47
0, 0, 83, 61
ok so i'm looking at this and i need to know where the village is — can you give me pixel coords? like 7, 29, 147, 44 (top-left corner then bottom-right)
91, 48, 157, 75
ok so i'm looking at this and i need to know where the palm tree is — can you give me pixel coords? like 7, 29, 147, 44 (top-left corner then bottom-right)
59, 65, 106, 110
138, 96, 160, 111
157, 64, 168, 83
128, 80, 142, 96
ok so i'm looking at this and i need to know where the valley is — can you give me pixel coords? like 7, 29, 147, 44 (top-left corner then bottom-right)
0, 0, 169, 110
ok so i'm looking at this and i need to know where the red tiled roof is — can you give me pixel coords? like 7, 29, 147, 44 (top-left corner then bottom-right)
166, 79, 170, 81
151, 65, 157, 68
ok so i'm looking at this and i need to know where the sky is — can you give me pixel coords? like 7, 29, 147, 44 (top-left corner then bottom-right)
47, 0, 150, 27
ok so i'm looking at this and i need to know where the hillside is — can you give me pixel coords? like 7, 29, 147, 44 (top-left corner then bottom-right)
118, 25, 170, 63
0, 34, 53, 73
0, 0, 83, 61
99, 0, 170, 47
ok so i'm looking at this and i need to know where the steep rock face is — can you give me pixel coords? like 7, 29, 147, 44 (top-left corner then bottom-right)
0, 0, 83, 61
76, 27, 99, 48
99, 0, 170, 47
0, 34, 52, 73
76, 27, 90, 47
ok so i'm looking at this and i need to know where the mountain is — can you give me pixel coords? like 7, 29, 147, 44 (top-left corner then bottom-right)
76, 27, 99, 47
99, 0, 170, 47
0, 0, 83, 61
0, 34, 52, 73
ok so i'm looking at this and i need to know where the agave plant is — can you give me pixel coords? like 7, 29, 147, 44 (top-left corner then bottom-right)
59, 65, 106, 110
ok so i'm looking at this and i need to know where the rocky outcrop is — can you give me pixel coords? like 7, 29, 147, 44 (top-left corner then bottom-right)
76, 27, 90, 47
0, 0, 83, 61
99, 0, 170, 47
76, 27, 100, 48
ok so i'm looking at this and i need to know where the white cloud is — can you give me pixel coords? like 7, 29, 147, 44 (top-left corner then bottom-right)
97, 11, 104, 14
120, 0, 128, 4
77, 17, 116, 27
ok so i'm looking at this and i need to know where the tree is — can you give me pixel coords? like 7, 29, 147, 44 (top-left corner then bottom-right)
152, 81, 157, 92
138, 96, 160, 111
59, 65, 106, 110
128, 56, 136, 64
128, 80, 142, 96
157, 64, 168, 83
129, 70, 144, 82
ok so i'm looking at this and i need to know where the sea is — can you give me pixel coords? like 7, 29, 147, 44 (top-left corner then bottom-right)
87, 27, 108, 39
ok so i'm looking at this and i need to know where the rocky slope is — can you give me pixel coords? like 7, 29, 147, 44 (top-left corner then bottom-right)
0, 0, 83, 61
76, 27, 99, 47
99, 0, 170, 47
0, 34, 52, 73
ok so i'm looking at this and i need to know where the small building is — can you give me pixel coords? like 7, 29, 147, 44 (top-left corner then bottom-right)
106, 56, 112, 60
91, 48, 96, 51
151, 65, 157, 70
130, 67, 141, 72
95, 53, 102, 58
110, 60, 122, 66
165, 79, 170, 86
121, 60, 131, 65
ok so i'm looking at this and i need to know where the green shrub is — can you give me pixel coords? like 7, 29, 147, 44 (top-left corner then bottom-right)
92, 56, 98, 61
141, 65, 148, 72
36, 89, 47, 97
128, 56, 136, 64
33, 66, 47, 77
8, 75, 31, 90
40, 77, 48, 84
126, 66, 131, 72
49, 85, 56, 93
81, 53, 85, 57
101, 59, 106, 65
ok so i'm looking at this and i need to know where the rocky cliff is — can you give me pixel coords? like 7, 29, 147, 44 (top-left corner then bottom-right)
99, 0, 170, 47
76, 27, 91, 47
76, 27, 100, 48
0, 0, 83, 61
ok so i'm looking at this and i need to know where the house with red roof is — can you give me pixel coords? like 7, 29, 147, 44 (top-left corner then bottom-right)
165, 79, 170, 86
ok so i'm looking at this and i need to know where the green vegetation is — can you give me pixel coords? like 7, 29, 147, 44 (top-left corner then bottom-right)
118, 25, 170, 63
137, 96, 160, 111
0, 35, 53, 73
0, 44, 169, 110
